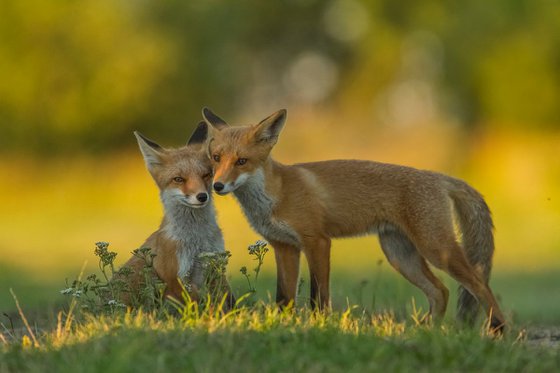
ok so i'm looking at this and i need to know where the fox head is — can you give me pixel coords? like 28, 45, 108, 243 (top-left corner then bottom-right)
202, 107, 287, 195
134, 122, 214, 209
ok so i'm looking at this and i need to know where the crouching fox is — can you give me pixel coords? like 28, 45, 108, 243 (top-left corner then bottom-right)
117, 122, 234, 309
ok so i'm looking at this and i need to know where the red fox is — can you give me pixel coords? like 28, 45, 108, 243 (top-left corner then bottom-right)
118, 123, 234, 308
202, 107, 505, 331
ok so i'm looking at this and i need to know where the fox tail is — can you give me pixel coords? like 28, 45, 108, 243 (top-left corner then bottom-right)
445, 176, 495, 324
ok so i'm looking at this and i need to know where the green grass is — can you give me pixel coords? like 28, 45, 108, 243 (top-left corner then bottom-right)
1, 264, 559, 372
1, 306, 559, 372
1, 240, 559, 372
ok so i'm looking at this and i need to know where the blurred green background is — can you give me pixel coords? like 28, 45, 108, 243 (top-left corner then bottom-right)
0, 0, 559, 324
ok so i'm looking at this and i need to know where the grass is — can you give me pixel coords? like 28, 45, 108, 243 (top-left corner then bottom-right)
1, 254, 559, 372
0, 238, 558, 372
1, 303, 559, 372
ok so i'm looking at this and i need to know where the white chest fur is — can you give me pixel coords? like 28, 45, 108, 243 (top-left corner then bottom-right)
163, 202, 225, 279
234, 169, 301, 247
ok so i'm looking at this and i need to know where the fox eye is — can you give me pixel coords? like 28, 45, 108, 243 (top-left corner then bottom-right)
173, 177, 185, 183
213, 154, 220, 162
236, 158, 247, 166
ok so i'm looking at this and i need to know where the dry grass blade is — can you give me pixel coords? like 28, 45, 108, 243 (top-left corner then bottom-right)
64, 261, 88, 333
56, 311, 63, 340
9, 288, 40, 348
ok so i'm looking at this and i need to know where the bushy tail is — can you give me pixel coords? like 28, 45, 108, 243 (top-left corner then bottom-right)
445, 176, 495, 325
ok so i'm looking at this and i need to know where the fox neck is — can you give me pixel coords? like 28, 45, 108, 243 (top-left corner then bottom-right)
233, 158, 301, 247
161, 197, 225, 278
233, 157, 281, 205
162, 199, 219, 235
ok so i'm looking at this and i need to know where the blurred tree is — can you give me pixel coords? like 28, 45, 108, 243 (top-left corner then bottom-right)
344, 0, 560, 129
0, 0, 558, 154
143, 0, 349, 127
0, 0, 174, 153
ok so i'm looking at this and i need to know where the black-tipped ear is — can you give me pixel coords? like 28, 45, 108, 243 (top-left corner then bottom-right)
134, 131, 163, 170
187, 122, 209, 145
135, 131, 162, 150
202, 107, 229, 130
254, 109, 287, 145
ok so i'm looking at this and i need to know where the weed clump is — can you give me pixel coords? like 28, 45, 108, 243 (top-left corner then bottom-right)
60, 240, 270, 318
61, 242, 164, 315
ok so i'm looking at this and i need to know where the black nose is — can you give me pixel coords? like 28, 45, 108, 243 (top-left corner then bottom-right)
196, 193, 208, 203
213, 182, 224, 192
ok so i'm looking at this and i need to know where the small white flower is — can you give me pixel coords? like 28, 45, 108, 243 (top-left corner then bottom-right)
72, 290, 83, 297
107, 299, 117, 306
60, 288, 74, 295
198, 252, 218, 259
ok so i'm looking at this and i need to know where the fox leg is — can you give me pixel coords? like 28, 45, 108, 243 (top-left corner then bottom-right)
413, 233, 505, 332
445, 248, 505, 332
165, 279, 185, 302
188, 262, 235, 310
271, 240, 301, 307
378, 229, 449, 320
303, 236, 331, 310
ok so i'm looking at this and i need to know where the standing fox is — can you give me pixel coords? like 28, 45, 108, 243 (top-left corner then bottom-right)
118, 123, 234, 308
202, 107, 505, 331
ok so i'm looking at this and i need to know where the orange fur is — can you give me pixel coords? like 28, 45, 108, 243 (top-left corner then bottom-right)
119, 231, 184, 302
203, 108, 505, 332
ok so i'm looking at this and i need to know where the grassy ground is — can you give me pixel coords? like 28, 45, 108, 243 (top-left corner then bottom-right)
1, 262, 559, 372
1, 242, 559, 371
1, 302, 559, 372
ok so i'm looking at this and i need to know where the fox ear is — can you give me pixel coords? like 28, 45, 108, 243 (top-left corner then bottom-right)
187, 122, 208, 145
202, 107, 229, 130
254, 109, 287, 145
134, 131, 164, 170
